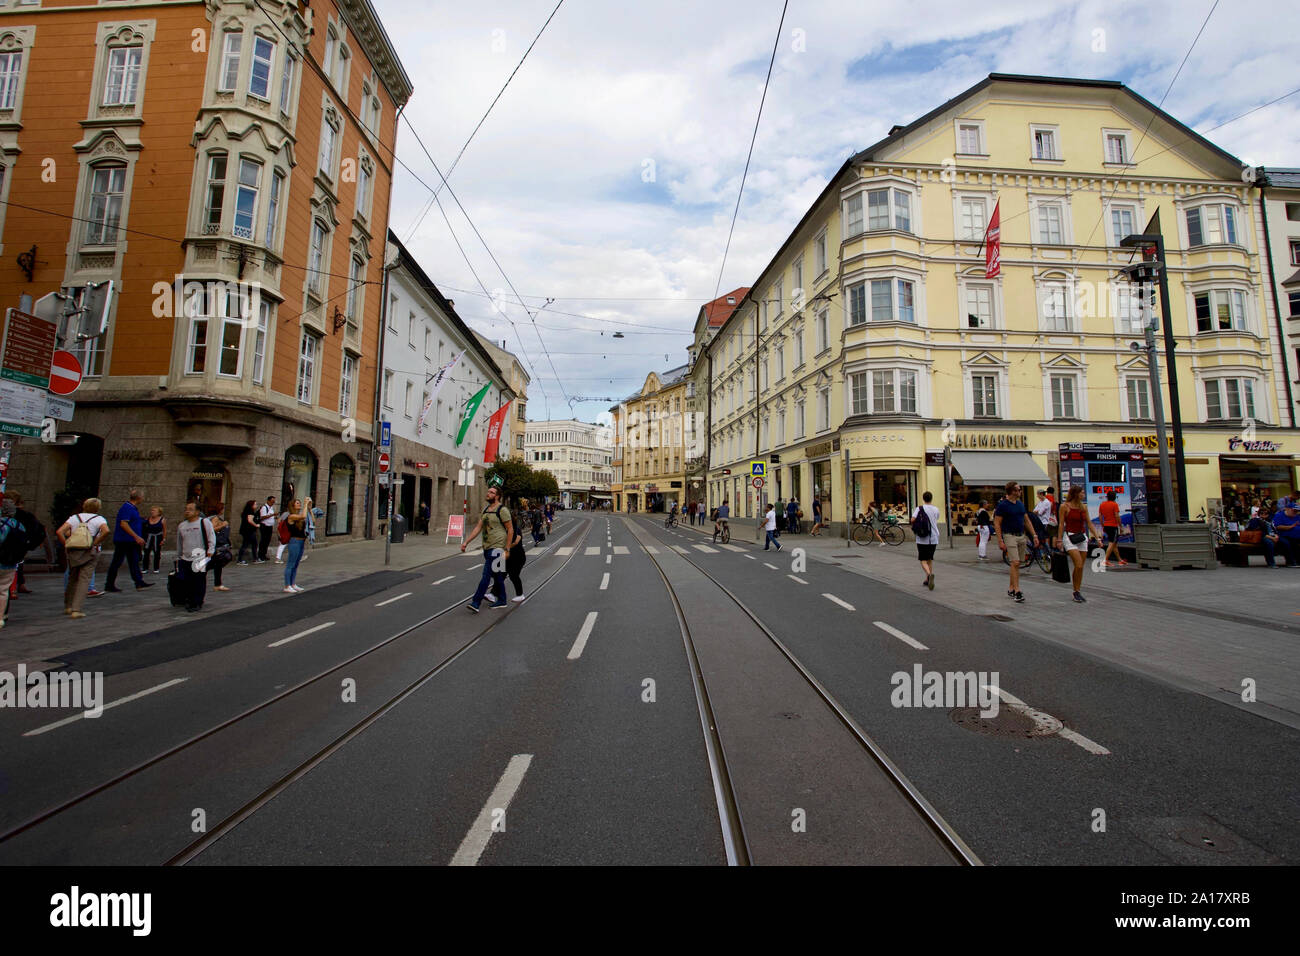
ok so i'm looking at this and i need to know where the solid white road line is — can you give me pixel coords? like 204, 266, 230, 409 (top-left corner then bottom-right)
268, 621, 336, 648
600, 573, 610, 590
431, 575, 455, 586
744, 554, 755, 560
787, 574, 807, 584
823, 593, 856, 611
584, 547, 601, 556
982, 685, 1111, 755
693, 544, 718, 553
555, 547, 574, 556
873, 620, 929, 651
449, 753, 534, 866
613, 546, 629, 555
375, 592, 412, 607
24, 678, 190, 737
567, 612, 599, 660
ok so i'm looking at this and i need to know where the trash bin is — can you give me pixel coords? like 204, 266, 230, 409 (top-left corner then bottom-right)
390, 512, 407, 543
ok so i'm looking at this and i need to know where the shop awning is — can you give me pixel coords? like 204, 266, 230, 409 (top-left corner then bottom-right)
951, 451, 1050, 485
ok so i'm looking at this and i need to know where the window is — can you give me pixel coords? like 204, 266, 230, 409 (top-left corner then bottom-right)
1040, 281, 1072, 332
279, 52, 295, 114
219, 32, 241, 92
232, 158, 261, 239
870, 278, 891, 321
103, 47, 142, 106
896, 279, 915, 323
323, 31, 337, 81
1105, 131, 1129, 164
1204, 378, 1255, 421
957, 123, 982, 154
308, 219, 327, 294
407, 313, 415, 346
404, 381, 414, 418
848, 282, 866, 326
853, 369, 918, 415
248, 36, 275, 99
817, 387, 830, 432
775, 341, 784, 379
423, 328, 431, 359
791, 260, 803, 303
862, 187, 911, 232
265, 170, 283, 247
346, 255, 364, 321
1126, 377, 1150, 421
1037, 203, 1065, 244
1115, 284, 1145, 334
794, 326, 805, 367
816, 307, 829, 353
318, 113, 338, 176
846, 193, 863, 236
0, 51, 22, 110
356, 161, 371, 216
1287, 203, 1300, 222
1290, 291, 1300, 318
1185, 204, 1238, 246
774, 278, 783, 319
184, 287, 208, 374
814, 230, 827, 276
335, 45, 349, 90
296, 332, 318, 404
1292, 240, 1300, 266
85, 164, 126, 244
203, 154, 226, 234
1050, 374, 1077, 419
959, 198, 987, 241
218, 287, 245, 377
1194, 290, 1248, 332
795, 398, 805, 439
972, 374, 998, 418
340, 353, 356, 416
252, 300, 269, 385
1032, 127, 1057, 160
383, 370, 393, 408
966, 284, 993, 329
1109, 205, 1136, 246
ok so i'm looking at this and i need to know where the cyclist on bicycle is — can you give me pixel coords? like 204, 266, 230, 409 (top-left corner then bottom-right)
863, 501, 887, 546
713, 499, 730, 544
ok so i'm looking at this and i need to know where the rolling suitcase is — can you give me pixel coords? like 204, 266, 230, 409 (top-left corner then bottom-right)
1050, 550, 1071, 583
166, 561, 186, 607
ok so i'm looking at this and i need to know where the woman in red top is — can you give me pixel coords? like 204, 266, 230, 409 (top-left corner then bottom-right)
1060, 485, 1103, 603
1097, 490, 1126, 567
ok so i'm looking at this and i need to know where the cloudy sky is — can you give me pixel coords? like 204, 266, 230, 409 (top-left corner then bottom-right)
372, 0, 1300, 421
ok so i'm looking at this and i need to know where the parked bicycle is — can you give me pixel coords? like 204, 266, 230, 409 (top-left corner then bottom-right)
1194, 509, 1230, 546
851, 512, 906, 546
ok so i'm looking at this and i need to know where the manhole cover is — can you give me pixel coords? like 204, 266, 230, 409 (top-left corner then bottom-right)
983, 614, 1014, 622
949, 707, 1054, 738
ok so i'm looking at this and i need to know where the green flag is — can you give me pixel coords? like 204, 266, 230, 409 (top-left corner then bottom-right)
455, 382, 492, 447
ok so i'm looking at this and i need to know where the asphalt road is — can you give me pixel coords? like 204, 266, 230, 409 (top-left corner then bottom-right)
0, 512, 1294, 865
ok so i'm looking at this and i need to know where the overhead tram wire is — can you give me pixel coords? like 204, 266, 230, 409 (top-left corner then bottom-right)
711, 0, 789, 306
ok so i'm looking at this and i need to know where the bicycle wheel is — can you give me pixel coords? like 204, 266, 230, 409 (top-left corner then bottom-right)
881, 524, 906, 546
850, 524, 869, 544
1036, 547, 1053, 574
721, 525, 730, 544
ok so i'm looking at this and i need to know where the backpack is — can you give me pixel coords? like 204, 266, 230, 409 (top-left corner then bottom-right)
277, 517, 291, 544
911, 506, 932, 539
66, 514, 96, 551
0, 518, 26, 566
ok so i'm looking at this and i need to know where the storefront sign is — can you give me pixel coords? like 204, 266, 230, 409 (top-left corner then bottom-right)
1227, 438, 1283, 453
842, 434, 908, 445
255, 456, 285, 468
805, 440, 834, 459
952, 433, 1028, 449
1121, 434, 1180, 450
107, 449, 165, 461
924, 451, 945, 465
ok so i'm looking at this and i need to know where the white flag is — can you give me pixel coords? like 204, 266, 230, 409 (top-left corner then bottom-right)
418, 350, 463, 436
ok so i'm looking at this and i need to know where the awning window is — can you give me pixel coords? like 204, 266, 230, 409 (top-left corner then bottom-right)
951, 451, 1050, 485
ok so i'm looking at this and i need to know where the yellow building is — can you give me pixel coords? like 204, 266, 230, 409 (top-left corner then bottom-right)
616, 366, 692, 513
708, 73, 1296, 533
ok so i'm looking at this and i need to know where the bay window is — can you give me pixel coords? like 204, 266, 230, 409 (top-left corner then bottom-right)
219, 32, 241, 92
252, 300, 269, 385
852, 369, 918, 415
265, 170, 283, 247
860, 187, 911, 233
249, 36, 275, 99
1203, 378, 1255, 421
232, 157, 261, 239
1194, 289, 1248, 333
203, 154, 226, 234
1186, 204, 1238, 246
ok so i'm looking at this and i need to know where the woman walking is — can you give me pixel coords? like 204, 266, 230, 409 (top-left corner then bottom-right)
236, 499, 259, 565
810, 496, 824, 537
1059, 485, 1098, 604
912, 490, 941, 590
210, 512, 233, 591
142, 506, 166, 574
282, 498, 309, 593
57, 498, 111, 619
490, 511, 528, 604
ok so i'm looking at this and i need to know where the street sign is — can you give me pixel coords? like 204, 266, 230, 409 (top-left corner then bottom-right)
750, 460, 766, 478
45, 394, 75, 422
752, 477, 764, 490
48, 350, 83, 396
1, 309, 58, 438
457, 458, 475, 486
378, 452, 391, 473
415, 461, 429, 469
377, 473, 390, 486
380, 421, 391, 448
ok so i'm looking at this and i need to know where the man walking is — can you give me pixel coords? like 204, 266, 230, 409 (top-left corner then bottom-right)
176, 501, 215, 613
994, 481, 1037, 604
1097, 490, 1126, 567
105, 490, 152, 593
460, 483, 513, 613
762, 502, 782, 551
256, 496, 276, 562
786, 497, 799, 534
1033, 489, 1055, 552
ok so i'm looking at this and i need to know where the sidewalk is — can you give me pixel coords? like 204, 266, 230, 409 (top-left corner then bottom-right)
670, 516, 1300, 728
0, 531, 466, 670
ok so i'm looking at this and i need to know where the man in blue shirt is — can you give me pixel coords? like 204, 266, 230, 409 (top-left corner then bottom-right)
713, 499, 731, 543
994, 481, 1037, 604
105, 490, 152, 592
1270, 504, 1300, 565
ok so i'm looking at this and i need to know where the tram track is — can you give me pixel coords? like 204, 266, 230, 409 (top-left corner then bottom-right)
626, 517, 979, 866
0, 517, 594, 860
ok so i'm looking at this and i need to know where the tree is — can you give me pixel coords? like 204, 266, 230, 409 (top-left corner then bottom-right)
485, 457, 559, 505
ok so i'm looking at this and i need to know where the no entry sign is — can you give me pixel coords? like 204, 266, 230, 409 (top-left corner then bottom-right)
48, 350, 84, 396
378, 452, 391, 473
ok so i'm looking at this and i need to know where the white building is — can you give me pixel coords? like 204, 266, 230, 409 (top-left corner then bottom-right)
1256, 167, 1300, 428
379, 231, 513, 532
525, 419, 613, 508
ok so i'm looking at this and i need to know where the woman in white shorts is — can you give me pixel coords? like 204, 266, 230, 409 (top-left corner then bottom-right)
1059, 485, 1102, 604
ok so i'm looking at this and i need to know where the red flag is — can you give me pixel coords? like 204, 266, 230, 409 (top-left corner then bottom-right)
984, 199, 1001, 279
483, 401, 512, 465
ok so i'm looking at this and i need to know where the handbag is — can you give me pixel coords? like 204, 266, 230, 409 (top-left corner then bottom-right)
1238, 529, 1263, 546
1068, 532, 1087, 546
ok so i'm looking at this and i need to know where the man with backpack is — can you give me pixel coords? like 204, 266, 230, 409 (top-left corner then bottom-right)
256, 496, 276, 562
459, 483, 514, 613
912, 491, 940, 590
175, 501, 215, 612
0, 510, 26, 626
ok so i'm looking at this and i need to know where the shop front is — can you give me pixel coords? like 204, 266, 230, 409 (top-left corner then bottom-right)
842, 428, 923, 523
326, 453, 355, 536
945, 432, 1050, 535
186, 468, 228, 517
1216, 437, 1297, 517
282, 445, 318, 508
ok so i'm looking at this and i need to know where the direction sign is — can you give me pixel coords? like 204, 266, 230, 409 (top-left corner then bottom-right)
750, 460, 766, 478
48, 350, 83, 396
45, 394, 75, 422
377, 473, 390, 486
752, 477, 765, 490
378, 452, 391, 473
380, 421, 392, 448
2, 309, 58, 438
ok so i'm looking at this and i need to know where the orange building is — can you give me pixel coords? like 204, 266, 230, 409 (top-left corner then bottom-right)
0, 0, 412, 538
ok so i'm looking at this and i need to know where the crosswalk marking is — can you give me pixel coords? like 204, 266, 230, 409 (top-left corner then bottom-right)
613, 546, 629, 555
719, 544, 746, 552
672, 545, 689, 554
556, 547, 574, 556
584, 547, 601, 555
693, 544, 718, 553
643, 545, 659, 554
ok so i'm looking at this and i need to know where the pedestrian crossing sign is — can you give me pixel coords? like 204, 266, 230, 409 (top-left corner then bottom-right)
750, 461, 766, 478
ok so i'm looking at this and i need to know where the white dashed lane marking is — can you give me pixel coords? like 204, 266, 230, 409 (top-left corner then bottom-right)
431, 575, 455, 586
567, 612, 599, 660
449, 754, 534, 867
823, 593, 855, 611
23, 678, 190, 737
873, 621, 928, 651
375, 592, 412, 607
787, 575, 807, 584
268, 621, 336, 648
983, 686, 1111, 755
719, 544, 745, 552
600, 573, 610, 590
763, 563, 777, 570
